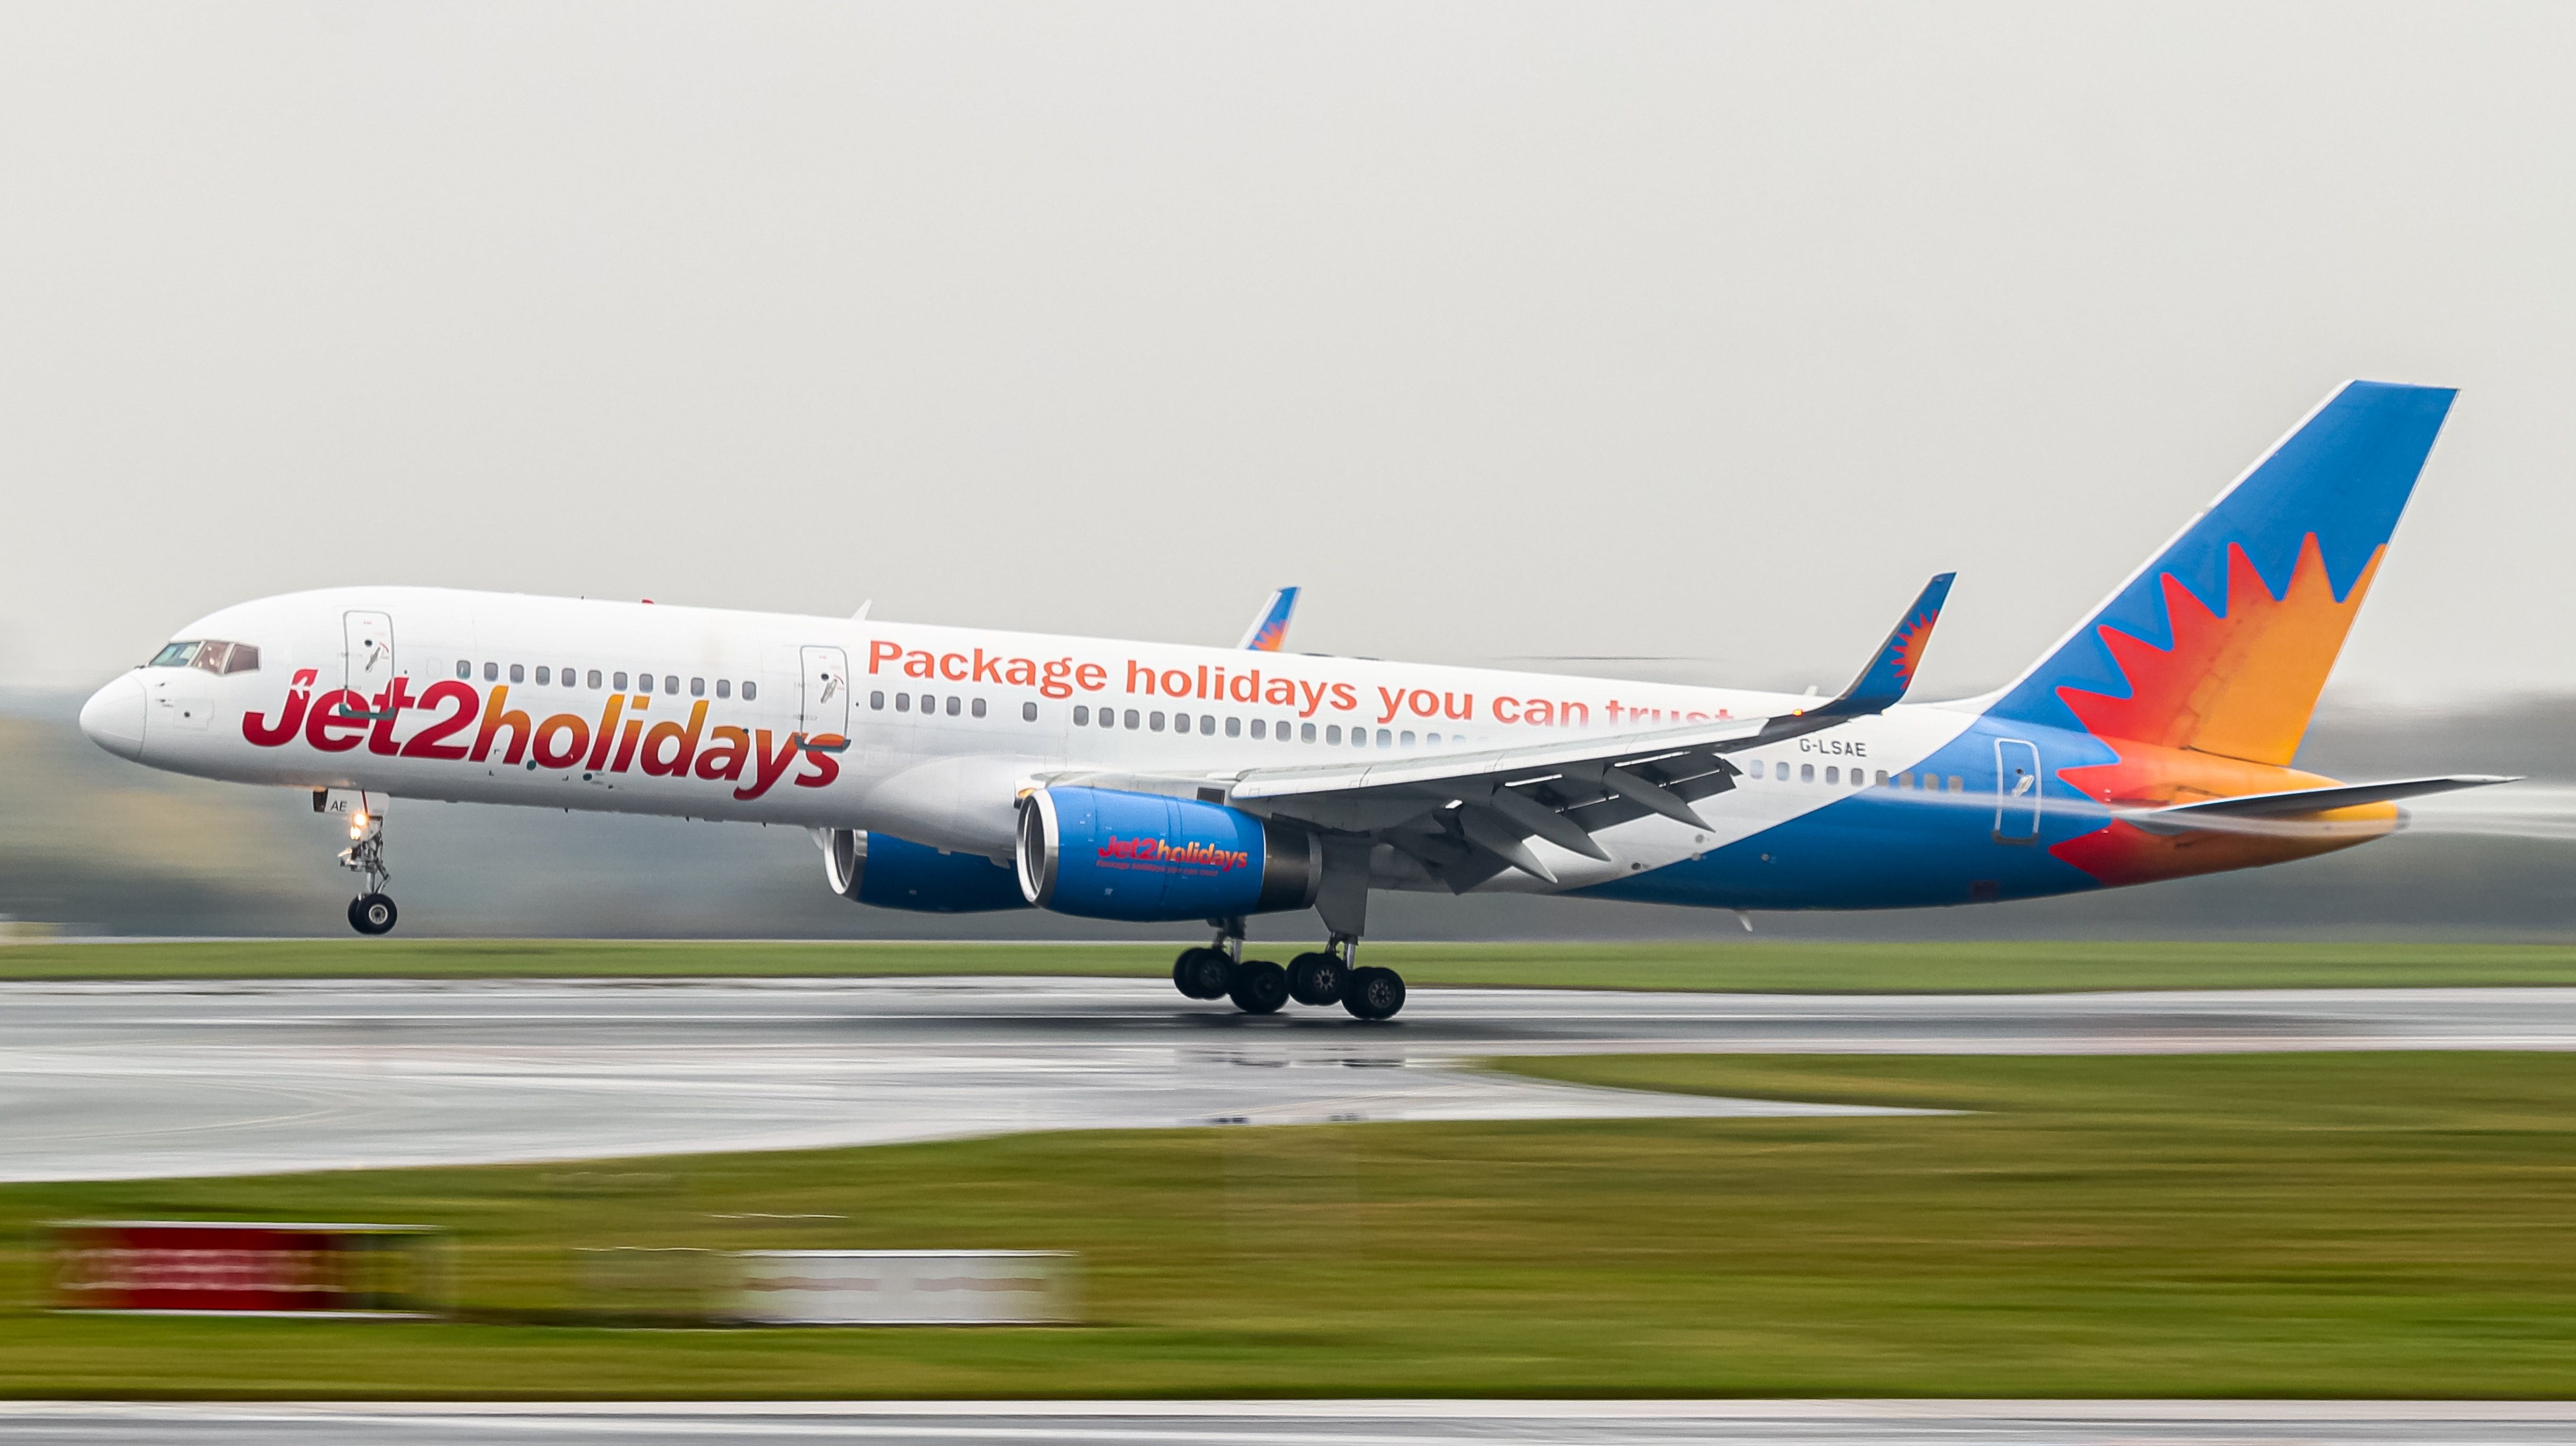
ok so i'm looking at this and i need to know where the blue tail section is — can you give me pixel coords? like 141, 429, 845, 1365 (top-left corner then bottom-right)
1981, 380, 2455, 752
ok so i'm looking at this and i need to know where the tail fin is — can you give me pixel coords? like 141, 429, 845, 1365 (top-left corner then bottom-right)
1983, 380, 2455, 765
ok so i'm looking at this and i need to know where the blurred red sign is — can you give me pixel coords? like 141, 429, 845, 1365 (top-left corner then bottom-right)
47, 1221, 441, 1316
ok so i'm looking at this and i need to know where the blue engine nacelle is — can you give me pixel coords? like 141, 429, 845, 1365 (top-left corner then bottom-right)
823, 829, 1030, 913
1015, 787, 1322, 923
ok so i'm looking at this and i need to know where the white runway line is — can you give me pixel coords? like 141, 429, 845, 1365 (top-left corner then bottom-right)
6, 977, 2576, 1181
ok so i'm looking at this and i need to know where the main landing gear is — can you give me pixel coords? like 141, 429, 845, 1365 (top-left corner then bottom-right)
1171, 924, 1403, 1020
337, 802, 399, 936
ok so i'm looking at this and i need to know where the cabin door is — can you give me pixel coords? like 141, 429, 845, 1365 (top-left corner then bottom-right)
341, 610, 398, 720
801, 645, 850, 742
1992, 737, 2042, 843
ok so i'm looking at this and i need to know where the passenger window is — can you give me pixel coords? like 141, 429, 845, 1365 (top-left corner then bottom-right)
690, 677, 705, 697
1947, 775, 1963, 792
1150, 711, 1166, 731
1326, 725, 1342, 744
1427, 732, 1440, 745
588, 670, 603, 689
1376, 729, 1392, 747
717, 679, 732, 699
1200, 714, 1215, 734
1074, 705, 1089, 725
1875, 770, 1888, 785
1124, 709, 1140, 729
1021, 702, 1036, 722
1226, 717, 1241, 737
485, 662, 500, 682
743, 681, 757, 701
1749, 759, 1766, 779
1825, 766, 1839, 785
664, 676, 679, 696
1800, 764, 1815, 783
1173, 714, 1191, 734
870, 691, 885, 709
1250, 718, 1267, 739
1279, 719, 1294, 740
1400, 731, 1414, 746
896, 693, 911, 712
535, 667, 550, 685
970, 698, 986, 718
1896, 772, 1912, 788
456, 660, 471, 680
562, 664, 575, 686
1300, 722, 1316, 743
509, 664, 525, 684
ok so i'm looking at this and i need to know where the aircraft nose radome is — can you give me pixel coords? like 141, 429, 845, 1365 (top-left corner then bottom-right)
78, 673, 147, 760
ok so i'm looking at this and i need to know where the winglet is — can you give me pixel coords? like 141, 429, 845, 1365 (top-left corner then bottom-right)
1816, 573, 1954, 717
1237, 586, 1299, 651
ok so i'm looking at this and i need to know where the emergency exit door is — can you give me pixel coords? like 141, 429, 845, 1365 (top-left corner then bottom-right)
1992, 737, 2042, 843
341, 610, 397, 720
802, 645, 850, 743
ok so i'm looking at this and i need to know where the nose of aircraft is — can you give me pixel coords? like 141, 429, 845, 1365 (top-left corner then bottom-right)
79, 673, 147, 760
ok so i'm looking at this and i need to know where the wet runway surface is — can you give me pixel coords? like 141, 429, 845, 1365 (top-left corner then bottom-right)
3, 1400, 2571, 1444
7, 976, 2576, 1181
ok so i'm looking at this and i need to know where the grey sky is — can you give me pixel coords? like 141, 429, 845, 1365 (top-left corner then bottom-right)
5, 2, 2571, 703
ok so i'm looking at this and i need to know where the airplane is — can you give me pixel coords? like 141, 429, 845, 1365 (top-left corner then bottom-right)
77, 380, 2511, 1020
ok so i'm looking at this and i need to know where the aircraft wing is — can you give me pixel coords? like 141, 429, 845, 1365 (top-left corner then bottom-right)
1054, 574, 1954, 888
1237, 587, 1300, 651
2124, 775, 2518, 835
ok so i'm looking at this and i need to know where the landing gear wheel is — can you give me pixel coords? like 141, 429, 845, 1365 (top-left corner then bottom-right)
348, 893, 399, 936
1341, 966, 1405, 1021
1176, 947, 1234, 1000
1228, 959, 1290, 1015
1287, 951, 1344, 1006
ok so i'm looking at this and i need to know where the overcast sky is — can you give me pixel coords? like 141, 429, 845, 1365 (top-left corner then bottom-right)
5, 2, 2571, 704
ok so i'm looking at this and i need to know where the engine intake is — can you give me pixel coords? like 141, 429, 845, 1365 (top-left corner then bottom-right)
824, 828, 1028, 913
1016, 786, 1321, 923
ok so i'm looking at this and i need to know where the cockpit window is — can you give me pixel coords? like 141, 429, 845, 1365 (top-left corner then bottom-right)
147, 639, 259, 673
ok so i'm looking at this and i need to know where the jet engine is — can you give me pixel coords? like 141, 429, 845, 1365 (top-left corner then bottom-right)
823, 829, 1028, 913
1015, 786, 1321, 923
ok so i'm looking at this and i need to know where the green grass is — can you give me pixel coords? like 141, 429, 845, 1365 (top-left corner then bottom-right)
6, 937, 2576, 992
7, 1051, 2576, 1397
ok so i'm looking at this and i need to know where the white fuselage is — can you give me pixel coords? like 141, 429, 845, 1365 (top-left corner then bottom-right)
84, 586, 1981, 895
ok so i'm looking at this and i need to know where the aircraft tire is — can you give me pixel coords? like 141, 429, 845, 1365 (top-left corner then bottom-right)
1177, 947, 1234, 1000
1287, 951, 1344, 1006
349, 893, 398, 936
1341, 966, 1405, 1021
1228, 959, 1290, 1015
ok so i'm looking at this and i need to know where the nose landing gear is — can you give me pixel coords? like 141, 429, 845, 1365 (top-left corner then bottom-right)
335, 800, 399, 936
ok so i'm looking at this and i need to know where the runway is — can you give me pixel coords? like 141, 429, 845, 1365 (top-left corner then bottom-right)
7, 976, 2576, 1182
4, 1399, 2573, 1444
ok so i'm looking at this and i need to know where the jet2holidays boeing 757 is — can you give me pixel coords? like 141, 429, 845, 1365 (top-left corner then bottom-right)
80, 382, 2511, 1018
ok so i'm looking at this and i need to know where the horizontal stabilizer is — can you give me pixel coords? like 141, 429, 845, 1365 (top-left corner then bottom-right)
2127, 775, 2517, 835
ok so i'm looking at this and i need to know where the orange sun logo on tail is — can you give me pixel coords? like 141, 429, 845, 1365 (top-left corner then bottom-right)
2050, 532, 2392, 886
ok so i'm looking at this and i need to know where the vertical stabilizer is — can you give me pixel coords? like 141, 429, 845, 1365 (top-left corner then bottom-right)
1982, 381, 2455, 766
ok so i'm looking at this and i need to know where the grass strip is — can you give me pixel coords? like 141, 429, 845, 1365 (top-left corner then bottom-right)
6, 1051, 2576, 1397
5, 938, 2576, 992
